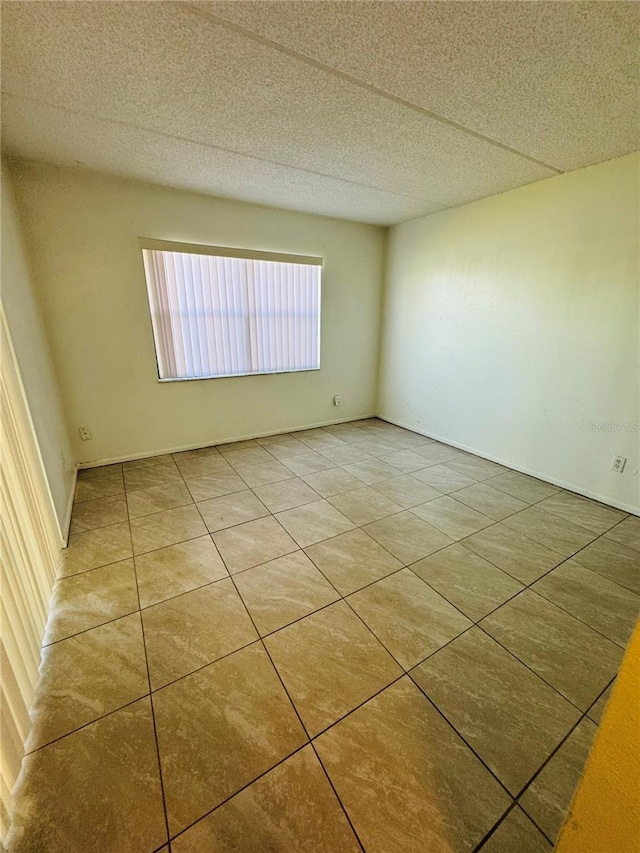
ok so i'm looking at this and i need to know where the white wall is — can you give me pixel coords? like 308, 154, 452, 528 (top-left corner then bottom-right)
9, 163, 385, 465
1, 161, 75, 531
379, 153, 640, 513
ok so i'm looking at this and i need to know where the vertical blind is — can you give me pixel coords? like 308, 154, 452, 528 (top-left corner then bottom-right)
140, 240, 322, 380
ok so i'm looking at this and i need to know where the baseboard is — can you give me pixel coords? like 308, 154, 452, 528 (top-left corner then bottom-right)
378, 415, 640, 516
60, 468, 78, 548
76, 413, 378, 470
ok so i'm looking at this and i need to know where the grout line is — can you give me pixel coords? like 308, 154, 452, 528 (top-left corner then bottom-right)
165, 741, 310, 846
308, 742, 368, 853
124, 485, 173, 852
24, 688, 150, 756
178, 480, 366, 848
48, 418, 634, 851
470, 801, 520, 853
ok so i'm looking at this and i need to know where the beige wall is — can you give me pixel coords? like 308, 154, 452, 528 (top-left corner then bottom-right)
1, 161, 75, 530
9, 163, 385, 465
379, 153, 640, 512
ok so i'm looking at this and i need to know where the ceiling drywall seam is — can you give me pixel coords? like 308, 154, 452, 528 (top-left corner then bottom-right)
181, 2, 564, 176
0, 92, 446, 214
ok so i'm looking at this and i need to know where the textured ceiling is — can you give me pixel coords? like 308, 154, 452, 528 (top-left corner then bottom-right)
1, 1, 638, 225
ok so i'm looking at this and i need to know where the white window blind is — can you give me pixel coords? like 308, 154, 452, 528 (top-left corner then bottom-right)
140, 239, 322, 381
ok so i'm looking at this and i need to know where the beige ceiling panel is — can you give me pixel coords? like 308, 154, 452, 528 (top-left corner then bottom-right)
1, 97, 440, 225
208, 0, 640, 171
1, 1, 554, 212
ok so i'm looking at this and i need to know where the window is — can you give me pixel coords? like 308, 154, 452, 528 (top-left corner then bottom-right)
140, 239, 322, 381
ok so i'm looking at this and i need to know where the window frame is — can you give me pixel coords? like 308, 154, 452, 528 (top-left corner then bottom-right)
139, 238, 323, 383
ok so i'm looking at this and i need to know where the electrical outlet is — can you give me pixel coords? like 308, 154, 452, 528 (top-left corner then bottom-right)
78, 426, 93, 441
611, 455, 626, 473
333, 395, 343, 406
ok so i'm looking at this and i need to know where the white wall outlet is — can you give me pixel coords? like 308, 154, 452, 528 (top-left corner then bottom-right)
333, 395, 343, 406
78, 426, 93, 441
611, 455, 626, 473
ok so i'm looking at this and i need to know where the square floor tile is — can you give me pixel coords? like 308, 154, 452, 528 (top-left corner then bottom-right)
255, 437, 307, 459
304, 529, 403, 595
124, 461, 182, 492
328, 487, 402, 525
411, 543, 523, 621
300, 467, 364, 497
412, 495, 494, 539
587, 684, 613, 724
412, 628, 580, 794
276, 500, 355, 547
45, 560, 139, 644
326, 424, 371, 443
130, 505, 208, 555
478, 807, 551, 853
350, 438, 399, 457
372, 474, 442, 508
135, 536, 228, 608
197, 490, 270, 532
212, 516, 298, 573
520, 719, 597, 843
481, 590, 623, 710
536, 491, 626, 534
463, 524, 564, 584
531, 560, 639, 647
446, 454, 507, 480
379, 449, 432, 473
318, 443, 372, 465
5, 698, 166, 853
70, 495, 128, 535
363, 511, 453, 564
184, 469, 246, 501
77, 463, 122, 480
281, 452, 336, 476
571, 537, 640, 594
414, 443, 464, 464
171, 746, 360, 853
126, 481, 193, 519
234, 551, 339, 635
604, 515, 640, 552
234, 460, 295, 488
28, 613, 148, 750
175, 455, 233, 479
74, 472, 124, 503
453, 483, 528, 521
315, 678, 510, 853
60, 522, 132, 577
154, 643, 306, 835
487, 471, 560, 504
343, 458, 400, 485
298, 432, 346, 452
384, 432, 433, 451
123, 454, 176, 470
223, 446, 275, 468
265, 600, 401, 736
348, 569, 471, 669
502, 506, 597, 556
142, 579, 258, 689
253, 478, 320, 513
411, 463, 477, 493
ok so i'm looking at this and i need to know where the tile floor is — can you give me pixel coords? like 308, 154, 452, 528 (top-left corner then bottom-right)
6, 419, 640, 853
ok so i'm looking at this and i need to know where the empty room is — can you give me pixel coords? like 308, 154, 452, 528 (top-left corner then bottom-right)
1, 2, 639, 852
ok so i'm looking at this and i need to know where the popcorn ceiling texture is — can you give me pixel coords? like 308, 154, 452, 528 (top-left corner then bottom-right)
1, 1, 637, 225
